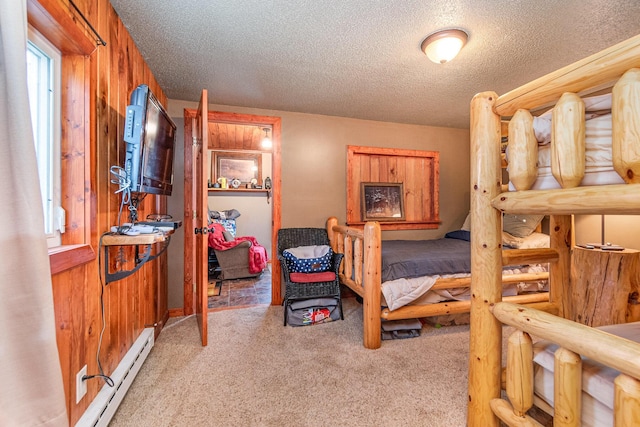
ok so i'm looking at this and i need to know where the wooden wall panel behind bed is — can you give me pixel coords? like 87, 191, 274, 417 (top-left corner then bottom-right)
346, 145, 440, 230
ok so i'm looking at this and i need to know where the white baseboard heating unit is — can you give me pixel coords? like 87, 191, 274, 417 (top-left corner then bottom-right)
75, 327, 155, 427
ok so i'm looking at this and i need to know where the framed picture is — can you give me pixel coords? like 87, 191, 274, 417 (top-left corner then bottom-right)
361, 182, 405, 221
212, 152, 262, 184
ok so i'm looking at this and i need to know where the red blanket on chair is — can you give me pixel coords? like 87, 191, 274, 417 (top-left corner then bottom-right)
208, 223, 268, 274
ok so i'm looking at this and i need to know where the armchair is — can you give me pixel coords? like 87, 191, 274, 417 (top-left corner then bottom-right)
208, 222, 267, 280
277, 227, 344, 326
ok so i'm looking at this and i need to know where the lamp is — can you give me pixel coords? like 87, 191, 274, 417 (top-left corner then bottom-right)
261, 127, 272, 149
421, 29, 468, 64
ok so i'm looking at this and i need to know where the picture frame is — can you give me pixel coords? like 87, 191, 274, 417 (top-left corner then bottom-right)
212, 152, 262, 185
361, 182, 405, 221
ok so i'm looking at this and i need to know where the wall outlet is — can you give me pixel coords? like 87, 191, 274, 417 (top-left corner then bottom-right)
76, 365, 87, 403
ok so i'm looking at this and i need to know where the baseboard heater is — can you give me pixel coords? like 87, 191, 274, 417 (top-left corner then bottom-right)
75, 327, 155, 427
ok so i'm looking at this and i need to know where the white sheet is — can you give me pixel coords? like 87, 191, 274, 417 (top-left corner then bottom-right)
381, 264, 548, 311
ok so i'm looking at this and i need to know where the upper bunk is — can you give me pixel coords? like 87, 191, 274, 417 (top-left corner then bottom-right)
472, 33, 640, 218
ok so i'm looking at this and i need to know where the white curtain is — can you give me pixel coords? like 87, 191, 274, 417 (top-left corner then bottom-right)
0, 0, 69, 425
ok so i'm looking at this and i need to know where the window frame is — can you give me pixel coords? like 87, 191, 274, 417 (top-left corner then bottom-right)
27, 25, 63, 248
27, 0, 97, 274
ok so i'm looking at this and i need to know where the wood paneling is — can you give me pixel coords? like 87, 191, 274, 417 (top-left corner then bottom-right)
208, 122, 268, 151
31, 0, 170, 424
346, 145, 441, 230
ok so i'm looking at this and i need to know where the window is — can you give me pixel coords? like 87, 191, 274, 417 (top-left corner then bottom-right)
27, 0, 97, 274
27, 26, 63, 248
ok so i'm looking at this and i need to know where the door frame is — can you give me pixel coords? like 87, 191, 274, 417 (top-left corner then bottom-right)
183, 110, 282, 315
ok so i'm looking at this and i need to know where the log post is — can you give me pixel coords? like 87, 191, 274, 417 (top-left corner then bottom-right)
551, 93, 585, 188
614, 374, 640, 427
554, 347, 582, 427
612, 68, 640, 183
468, 91, 503, 427
506, 331, 534, 416
508, 109, 538, 190
549, 215, 572, 318
362, 221, 381, 349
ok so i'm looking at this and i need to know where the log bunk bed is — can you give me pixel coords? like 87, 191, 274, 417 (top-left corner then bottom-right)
326, 33, 640, 426
466, 34, 640, 427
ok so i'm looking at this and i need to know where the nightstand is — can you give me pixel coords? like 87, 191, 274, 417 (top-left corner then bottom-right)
570, 246, 640, 327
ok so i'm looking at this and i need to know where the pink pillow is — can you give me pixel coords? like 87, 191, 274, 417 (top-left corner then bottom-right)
290, 271, 336, 283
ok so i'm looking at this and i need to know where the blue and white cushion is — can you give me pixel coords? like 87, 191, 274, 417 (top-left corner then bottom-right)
282, 245, 333, 273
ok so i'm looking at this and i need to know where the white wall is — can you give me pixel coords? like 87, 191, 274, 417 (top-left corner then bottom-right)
575, 215, 640, 250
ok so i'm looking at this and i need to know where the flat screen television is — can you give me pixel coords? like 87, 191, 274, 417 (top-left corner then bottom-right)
123, 84, 176, 196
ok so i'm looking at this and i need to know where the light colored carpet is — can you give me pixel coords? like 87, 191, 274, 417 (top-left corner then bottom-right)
109, 297, 473, 426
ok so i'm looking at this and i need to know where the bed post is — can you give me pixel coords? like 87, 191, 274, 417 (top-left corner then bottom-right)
549, 214, 571, 317
327, 216, 338, 253
468, 91, 503, 426
363, 221, 382, 349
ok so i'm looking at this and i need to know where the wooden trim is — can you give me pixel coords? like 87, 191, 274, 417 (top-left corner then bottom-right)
49, 244, 95, 275
27, 0, 96, 55
168, 308, 185, 317
183, 110, 283, 315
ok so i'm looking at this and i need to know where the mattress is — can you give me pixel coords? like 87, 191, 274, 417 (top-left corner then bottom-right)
381, 236, 471, 283
532, 321, 640, 427
507, 94, 625, 191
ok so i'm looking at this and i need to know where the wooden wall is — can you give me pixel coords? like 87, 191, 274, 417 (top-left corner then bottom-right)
33, 0, 169, 424
346, 145, 441, 230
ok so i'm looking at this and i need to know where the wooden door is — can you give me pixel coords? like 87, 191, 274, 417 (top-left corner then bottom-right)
194, 90, 209, 346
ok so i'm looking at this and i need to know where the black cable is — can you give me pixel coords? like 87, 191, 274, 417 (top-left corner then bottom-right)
92, 232, 115, 387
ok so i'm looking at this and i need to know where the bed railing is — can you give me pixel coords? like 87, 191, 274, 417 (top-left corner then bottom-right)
490, 302, 640, 427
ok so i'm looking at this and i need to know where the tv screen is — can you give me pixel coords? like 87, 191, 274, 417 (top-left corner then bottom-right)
123, 84, 176, 196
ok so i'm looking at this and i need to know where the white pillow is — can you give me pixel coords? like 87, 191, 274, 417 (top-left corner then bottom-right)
461, 213, 471, 231
502, 231, 549, 249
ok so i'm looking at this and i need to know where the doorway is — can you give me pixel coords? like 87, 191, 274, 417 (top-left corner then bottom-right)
183, 110, 282, 316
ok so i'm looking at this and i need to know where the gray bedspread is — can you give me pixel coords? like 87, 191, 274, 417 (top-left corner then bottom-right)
381, 235, 471, 283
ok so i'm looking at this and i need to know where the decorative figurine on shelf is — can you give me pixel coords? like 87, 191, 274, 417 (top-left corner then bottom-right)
264, 176, 272, 190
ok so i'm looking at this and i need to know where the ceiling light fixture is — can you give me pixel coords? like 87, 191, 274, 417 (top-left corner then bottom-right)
421, 28, 468, 64
261, 127, 272, 149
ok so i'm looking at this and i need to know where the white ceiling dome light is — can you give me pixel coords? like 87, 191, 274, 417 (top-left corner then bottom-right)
421, 29, 468, 64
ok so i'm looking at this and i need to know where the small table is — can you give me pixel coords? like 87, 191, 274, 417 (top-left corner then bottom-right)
570, 246, 640, 327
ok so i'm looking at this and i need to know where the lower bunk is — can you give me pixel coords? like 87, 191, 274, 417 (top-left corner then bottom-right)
326, 216, 556, 349
492, 302, 640, 427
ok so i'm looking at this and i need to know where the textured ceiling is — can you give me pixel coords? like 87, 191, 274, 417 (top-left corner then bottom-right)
109, 0, 640, 129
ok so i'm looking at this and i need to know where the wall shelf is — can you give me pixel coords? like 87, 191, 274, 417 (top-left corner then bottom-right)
208, 187, 272, 203
101, 229, 177, 284
208, 188, 269, 194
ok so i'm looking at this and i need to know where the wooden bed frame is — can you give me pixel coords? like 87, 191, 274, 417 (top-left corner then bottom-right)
326, 217, 553, 350
467, 34, 640, 426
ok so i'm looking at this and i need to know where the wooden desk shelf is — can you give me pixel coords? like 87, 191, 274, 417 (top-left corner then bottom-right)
101, 230, 176, 284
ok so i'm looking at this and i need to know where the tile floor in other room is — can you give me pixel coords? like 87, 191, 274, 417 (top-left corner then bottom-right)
207, 265, 272, 309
